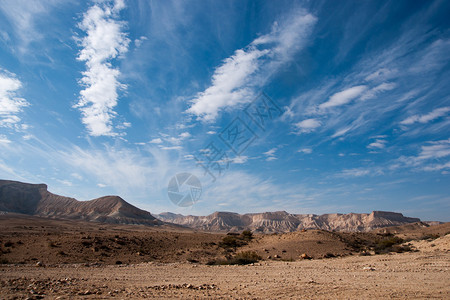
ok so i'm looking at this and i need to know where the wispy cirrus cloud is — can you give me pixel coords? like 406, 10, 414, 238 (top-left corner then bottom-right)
0, 69, 29, 130
400, 106, 450, 126
360, 82, 396, 101
0, 0, 62, 53
263, 148, 278, 161
319, 85, 367, 109
187, 10, 317, 122
74, 0, 130, 137
416, 139, 450, 161
367, 139, 387, 150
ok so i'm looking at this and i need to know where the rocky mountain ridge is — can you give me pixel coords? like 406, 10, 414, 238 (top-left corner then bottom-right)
156, 210, 422, 233
1, 179, 424, 232
0, 180, 160, 225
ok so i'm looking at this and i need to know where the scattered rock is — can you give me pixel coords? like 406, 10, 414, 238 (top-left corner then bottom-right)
300, 253, 311, 260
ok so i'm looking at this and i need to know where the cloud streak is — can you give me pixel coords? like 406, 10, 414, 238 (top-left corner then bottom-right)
319, 85, 367, 109
400, 107, 450, 126
74, 0, 130, 136
187, 11, 317, 121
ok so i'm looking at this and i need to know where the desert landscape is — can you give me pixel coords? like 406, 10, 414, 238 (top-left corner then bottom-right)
0, 180, 449, 299
2, 0, 449, 298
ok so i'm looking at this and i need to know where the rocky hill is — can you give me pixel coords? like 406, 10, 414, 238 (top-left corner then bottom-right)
0, 180, 160, 225
1, 179, 424, 232
156, 210, 421, 233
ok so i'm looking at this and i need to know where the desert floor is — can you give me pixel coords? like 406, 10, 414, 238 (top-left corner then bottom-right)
1, 249, 449, 299
1, 215, 449, 299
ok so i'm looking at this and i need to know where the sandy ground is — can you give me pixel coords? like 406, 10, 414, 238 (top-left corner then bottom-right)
1, 249, 449, 299
1, 215, 449, 299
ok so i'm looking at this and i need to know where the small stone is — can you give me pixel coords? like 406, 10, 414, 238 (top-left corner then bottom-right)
300, 253, 311, 259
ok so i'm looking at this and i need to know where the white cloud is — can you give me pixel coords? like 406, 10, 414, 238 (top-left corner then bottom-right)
232, 156, 248, 164
423, 161, 450, 172
338, 166, 384, 177
160, 145, 182, 151
0, 70, 29, 129
149, 138, 163, 144
0, 134, 11, 144
400, 107, 450, 126
298, 148, 312, 154
164, 132, 192, 145
179, 132, 191, 139
319, 85, 367, 109
74, 0, 130, 136
417, 139, 450, 160
367, 139, 387, 149
264, 148, 277, 161
338, 168, 371, 177
360, 82, 396, 100
116, 121, 131, 129
59, 144, 176, 198
57, 179, 73, 186
71, 172, 83, 180
187, 11, 317, 121
206, 131, 216, 135
331, 126, 351, 138
0, 0, 61, 53
365, 68, 396, 81
392, 139, 450, 173
134, 36, 147, 48
294, 118, 321, 133
97, 183, 107, 188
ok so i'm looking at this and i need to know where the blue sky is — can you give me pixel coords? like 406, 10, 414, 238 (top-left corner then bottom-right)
0, 0, 449, 221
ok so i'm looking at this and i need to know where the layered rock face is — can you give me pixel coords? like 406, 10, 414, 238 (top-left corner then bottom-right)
0, 180, 160, 225
156, 210, 421, 233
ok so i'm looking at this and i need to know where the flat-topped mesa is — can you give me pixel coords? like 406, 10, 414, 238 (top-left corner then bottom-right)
0, 179, 160, 225
369, 211, 420, 223
155, 210, 423, 233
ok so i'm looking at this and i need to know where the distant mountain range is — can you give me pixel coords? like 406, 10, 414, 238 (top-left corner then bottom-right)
0, 180, 160, 225
155, 211, 422, 233
1, 179, 426, 232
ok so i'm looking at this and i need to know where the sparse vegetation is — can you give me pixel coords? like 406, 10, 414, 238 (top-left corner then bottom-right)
419, 234, 440, 241
207, 251, 261, 265
218, 231, 254, 250
373, 236, 414, 254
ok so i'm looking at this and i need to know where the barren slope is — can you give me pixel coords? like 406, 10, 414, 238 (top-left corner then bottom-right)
0, 180, 159, 225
